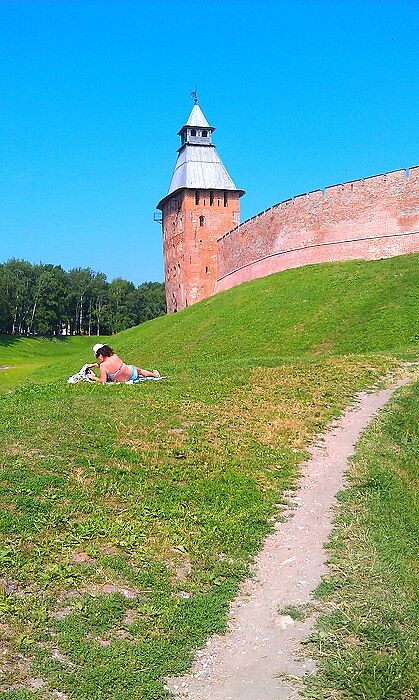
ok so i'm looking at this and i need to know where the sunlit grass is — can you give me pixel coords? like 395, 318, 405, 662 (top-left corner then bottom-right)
0, 254, 417, 699
304, 380, 419, 700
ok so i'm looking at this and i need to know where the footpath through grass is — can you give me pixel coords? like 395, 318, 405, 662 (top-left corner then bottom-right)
304, 380, 419, 700
0, 255, 417, 699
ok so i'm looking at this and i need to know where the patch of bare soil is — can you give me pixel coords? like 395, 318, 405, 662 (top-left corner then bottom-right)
166, 376, 412, 700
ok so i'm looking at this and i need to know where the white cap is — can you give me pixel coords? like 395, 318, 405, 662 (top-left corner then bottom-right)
92, 343, 105, 355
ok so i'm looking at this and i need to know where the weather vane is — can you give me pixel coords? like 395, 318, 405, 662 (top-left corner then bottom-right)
190, 87, 198, 104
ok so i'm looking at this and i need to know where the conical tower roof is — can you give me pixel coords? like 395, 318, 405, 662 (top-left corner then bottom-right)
181, 104, 211, 130
157, 103, 244, 209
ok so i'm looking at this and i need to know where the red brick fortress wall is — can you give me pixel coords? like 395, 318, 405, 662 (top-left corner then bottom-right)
216, 167, 419, 293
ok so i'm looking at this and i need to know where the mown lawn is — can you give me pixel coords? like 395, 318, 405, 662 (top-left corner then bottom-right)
0, 255, 417, 699
304, 379, 418, 700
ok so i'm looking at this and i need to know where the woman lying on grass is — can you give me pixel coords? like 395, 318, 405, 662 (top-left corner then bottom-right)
88, 343, 161, 384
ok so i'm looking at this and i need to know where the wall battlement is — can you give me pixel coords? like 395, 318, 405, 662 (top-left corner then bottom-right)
216, 166, 419, 293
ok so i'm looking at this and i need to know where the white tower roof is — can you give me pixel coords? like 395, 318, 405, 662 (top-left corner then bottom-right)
157, 103, 244, 209
182, 104, 211, 129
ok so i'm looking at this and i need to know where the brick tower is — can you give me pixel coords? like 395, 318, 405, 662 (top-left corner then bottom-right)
157, 101, 245, 313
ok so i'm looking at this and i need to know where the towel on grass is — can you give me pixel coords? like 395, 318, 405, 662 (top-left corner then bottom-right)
68, 364, 96, 384
125, 375, 166, 383
68, 365, 166, 384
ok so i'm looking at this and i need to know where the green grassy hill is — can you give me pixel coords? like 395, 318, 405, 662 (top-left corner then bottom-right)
0, 254, 417, 700
1, 254, 417, 386
116, 253, 419, 368
0, 336, 94, 389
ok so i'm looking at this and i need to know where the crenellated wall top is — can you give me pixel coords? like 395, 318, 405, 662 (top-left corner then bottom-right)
219, 166, 419, 242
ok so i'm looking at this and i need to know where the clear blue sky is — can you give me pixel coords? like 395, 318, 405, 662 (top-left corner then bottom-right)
1, 0, 418, 285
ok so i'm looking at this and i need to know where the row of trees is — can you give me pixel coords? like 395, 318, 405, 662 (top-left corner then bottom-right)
0, 259, 166, 336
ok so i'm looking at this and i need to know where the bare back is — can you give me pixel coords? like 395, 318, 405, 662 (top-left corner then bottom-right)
99, 354, 133, 383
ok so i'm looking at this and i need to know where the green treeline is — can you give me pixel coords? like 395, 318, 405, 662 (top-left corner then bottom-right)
0, 259, 166, 336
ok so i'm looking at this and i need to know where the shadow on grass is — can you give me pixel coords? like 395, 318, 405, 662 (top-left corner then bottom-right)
0, 334, 75, 347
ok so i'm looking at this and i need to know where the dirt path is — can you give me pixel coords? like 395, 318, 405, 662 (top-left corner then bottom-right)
166, 377, 412, 700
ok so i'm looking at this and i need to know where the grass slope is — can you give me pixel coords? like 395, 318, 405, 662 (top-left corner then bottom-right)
113, 254, 418, 370
0, 337, 95, 390
2, 254, 417, 385
0, 254, 417, 699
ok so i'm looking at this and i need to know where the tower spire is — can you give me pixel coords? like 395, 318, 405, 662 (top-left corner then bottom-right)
190, 87, 198, 105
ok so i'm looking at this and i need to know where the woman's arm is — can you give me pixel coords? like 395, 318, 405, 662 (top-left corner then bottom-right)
99, 365, 108, 383
87, 362, 107, 383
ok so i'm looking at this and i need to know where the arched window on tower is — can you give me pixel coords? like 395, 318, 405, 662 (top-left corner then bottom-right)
224, 192, 228, 207
191, 129, 197, 137
199, 215, 205, 227
202, 130, 208, 137
195, 190, 199, 205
